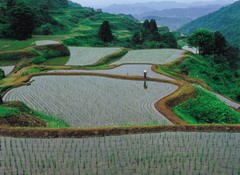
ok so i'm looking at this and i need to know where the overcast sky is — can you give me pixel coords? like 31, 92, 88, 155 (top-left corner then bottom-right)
71, 0, 218, 7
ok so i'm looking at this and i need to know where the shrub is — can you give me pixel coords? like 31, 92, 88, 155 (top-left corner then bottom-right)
20, 67, 43, 76
0, 68, 5, 79
97, 49, 128, 65
45, 50, 61, 59
32, 56, 46, 64
36, 23, 54, 35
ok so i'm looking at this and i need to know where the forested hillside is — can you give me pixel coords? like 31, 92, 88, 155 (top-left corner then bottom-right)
179, 0, 240, 46
0, 0, 141, 42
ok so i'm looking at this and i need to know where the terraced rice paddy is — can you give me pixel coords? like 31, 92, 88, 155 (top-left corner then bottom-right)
1, 132, 239, 175
0, 66, 14, 75
182, 46, 198, 54
213, 93, 240, 109
3, 76, 177, 127
113, 49, 185, 65
35, 40, 59, 46
66, 47, 121, 66
50, 65, 173, 80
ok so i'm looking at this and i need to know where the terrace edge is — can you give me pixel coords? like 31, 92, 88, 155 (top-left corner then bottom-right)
0, 125, 240, 138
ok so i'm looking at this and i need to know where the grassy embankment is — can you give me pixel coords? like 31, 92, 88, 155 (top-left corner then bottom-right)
163, 52, 240, 102
156, 52, 240, 124
0, 102, 69, 128
174, 87, 240, 124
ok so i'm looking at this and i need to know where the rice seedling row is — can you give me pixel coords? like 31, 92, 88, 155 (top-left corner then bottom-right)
66, 47, 121, 66
0, 132, 239, 175
50, 65, 173, 80
3, 76, 177, 127
113, 49, 185, 65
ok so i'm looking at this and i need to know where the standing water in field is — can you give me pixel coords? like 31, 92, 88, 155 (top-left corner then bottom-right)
50, 65, 173, 80
0, 66, 14, 75
113, 49, 185, 65
35, 40, 59, 46
66, 47, 121, 66
4, 76, 177, 127
0, 132, 239, 175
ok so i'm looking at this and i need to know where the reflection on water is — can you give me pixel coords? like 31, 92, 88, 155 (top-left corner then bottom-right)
144, 81, 148, 90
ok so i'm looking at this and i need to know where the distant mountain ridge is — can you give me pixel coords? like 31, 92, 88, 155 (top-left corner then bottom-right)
103, 0, 236, 15
137, 4, 223, 30
179, 0, 240, 46
103, 0, 235, 30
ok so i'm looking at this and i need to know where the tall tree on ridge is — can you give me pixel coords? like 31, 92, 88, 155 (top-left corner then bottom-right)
149, 19, 158, 33
132, 32, 141, 44
98, 20, 114, 43
188, 30, 215, 55
214, 31, 227, 55
8, 2, 35, 40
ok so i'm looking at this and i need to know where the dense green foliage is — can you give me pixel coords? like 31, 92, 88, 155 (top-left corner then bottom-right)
131, 19, 178, 49
31, 50, 62, 64
174, 87, 240, 124
4, 1, 35, 40
167, 52, 240, 102
179, 1, 240, 47
0, 0, 67, 39
188, 30, 214, 55
187, 30, 240, 69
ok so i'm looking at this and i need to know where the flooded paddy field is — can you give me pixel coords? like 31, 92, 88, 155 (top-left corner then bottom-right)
66, 47, 120, 66
113, 49, 184, 65
50, 64, 173, 80
3, 76, 177, 127
0, 66, 14, 75
0, 132, 239, 175
35, 40, 59, 46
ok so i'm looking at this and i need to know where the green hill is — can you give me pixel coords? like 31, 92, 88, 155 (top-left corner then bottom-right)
0, 0, 141, 47
179, 0, 240, 46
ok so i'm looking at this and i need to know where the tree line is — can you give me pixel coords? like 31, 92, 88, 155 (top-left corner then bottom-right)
98, 19, 178, 49
188, 30, 240, 70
